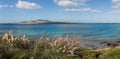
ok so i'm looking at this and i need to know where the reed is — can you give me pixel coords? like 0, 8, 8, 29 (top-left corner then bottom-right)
0, 31, 120, 59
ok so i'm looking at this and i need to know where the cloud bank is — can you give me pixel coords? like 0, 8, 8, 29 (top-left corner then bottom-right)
110, 0, 120, 14
54, 0, 86, 7
65, 8, 101, 13
0, 5, 14, 8
16, 0, 41, 9
54, 0, 101, 13
112, 0, 120, 8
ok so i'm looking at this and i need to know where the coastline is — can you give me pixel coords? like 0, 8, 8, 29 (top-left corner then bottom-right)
0, 31, 119, 50
0, 31, 120, 59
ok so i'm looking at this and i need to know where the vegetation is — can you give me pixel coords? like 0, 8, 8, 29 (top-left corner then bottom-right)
100, 48, 120, 59
0, 32, 120, 59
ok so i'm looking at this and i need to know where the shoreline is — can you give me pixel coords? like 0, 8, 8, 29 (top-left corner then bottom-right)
0, 31, 120, 50
0, 31, 120, 59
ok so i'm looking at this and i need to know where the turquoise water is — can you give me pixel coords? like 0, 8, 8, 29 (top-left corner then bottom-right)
0, 23, 120, 41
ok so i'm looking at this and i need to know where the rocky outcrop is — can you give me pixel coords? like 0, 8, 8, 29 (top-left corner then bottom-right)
20, 19, 50, 24
16, 19, 78, 24
101, 41, 119, 47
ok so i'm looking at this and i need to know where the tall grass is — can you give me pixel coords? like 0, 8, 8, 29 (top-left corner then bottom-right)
0, 32, 120, 59
32, 36, 80, 59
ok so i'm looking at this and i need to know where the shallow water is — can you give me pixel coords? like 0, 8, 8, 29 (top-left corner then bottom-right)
0, 23, 120, 48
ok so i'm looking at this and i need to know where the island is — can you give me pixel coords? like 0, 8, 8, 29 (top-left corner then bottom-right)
16, 19, 80, 24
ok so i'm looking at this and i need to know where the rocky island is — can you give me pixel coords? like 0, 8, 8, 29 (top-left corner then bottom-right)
17, 19, 79, 24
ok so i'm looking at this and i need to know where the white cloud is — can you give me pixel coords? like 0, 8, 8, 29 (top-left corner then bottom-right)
112, 0, 120, 8
0, 5, 8, 8
110, 0, 120, 14
54, 0, 87, 7
16, 0, 41, 9
54, 0, 101, 13
57, 0, 77, 7
65, 8, 101, 13
0, 5, 4, 8
9, 5, 14, 8
112, 4, 120, 8
109, 10, 120, 14
112, 0, 120, 3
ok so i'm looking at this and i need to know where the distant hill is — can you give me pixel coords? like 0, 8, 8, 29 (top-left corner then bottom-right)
17, 19, 79, 24
19, 19, 50, 24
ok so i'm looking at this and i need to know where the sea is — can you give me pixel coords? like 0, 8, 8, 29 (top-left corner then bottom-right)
0, 23, 120, 48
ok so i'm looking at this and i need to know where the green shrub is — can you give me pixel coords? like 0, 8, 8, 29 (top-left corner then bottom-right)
100, 48, 120, 59
2, 32, 120, 59
32, 37, 80, 59
84, 51, 101, 59
12, 54, 25, 59
74, 48, 101, 59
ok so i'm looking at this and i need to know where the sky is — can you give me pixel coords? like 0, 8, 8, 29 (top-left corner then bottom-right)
0, 0, 120, 23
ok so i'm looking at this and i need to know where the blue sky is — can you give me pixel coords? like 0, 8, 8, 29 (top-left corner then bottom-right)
0, 0, 120, 23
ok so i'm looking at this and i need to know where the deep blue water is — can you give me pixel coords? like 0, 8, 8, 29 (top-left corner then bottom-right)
0, 23, 120, 41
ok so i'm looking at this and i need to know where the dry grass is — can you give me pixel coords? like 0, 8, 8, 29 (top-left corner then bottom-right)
0, 32, 115, 59
0, 32, 83, 59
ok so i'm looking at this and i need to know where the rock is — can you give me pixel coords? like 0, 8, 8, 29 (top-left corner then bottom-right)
107, 43, 119, 47
116, 41, 120, 43
101, 41, 119, 47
